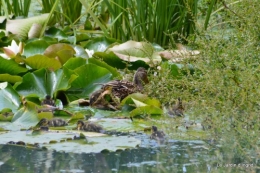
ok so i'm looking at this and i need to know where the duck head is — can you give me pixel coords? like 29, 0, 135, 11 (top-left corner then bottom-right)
77, 120, 85, 130
133, 67, 149, 91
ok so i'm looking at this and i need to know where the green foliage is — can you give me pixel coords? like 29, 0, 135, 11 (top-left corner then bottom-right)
103, 0, 198, 47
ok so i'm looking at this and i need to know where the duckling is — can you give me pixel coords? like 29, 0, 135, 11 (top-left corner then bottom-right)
150, 126, 165, 140
41, 95, 55, 106
89, 67, 148, 110
89, 85, 120, 110
38, 118, 68, 127
167, 97, 184, 117
77, 120, 103, 133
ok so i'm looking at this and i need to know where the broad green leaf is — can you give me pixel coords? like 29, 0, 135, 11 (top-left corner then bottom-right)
107, 40, 161, 66
6, 14, 49, 40
66, 63, 113, 100
44, 43, 76, 65
23, 40, 50, 57
83, 36, 119, 52
0, 57, 28, 75
0, 82, 20, 112
130, 105, 163, 117
88, 58, 120, 77
63, 57, 86, 70
24, 55, 62, 70
11, 101, 39, 128
0, 130, 140, 153
45, 27, 68, 41
95, 52, 150, 70
15, 68, 77, 99
0, 74, 22, 83
45, 136, 140, 153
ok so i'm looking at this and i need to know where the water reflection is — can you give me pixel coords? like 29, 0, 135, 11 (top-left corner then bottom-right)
0, 136, 258, 173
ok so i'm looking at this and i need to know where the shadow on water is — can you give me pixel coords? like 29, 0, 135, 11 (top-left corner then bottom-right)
0, 133, 259, 173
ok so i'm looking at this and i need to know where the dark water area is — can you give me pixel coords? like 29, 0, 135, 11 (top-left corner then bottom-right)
0, 133, 259, 173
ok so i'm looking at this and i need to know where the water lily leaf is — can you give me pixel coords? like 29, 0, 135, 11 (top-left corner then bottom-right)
6, 14, 49, 40
0, 57, 28, 75
11, 101, 39, 128
23, 40, 50, 57
97, 118, 149, 131
121, 93, 149, 106
45, 27, 68, 41
88, 58, 120, 77
130, 105, 163, 117
15, 68, 77, 99
0, 74, 22, 83
44, 43, 76, 65
132, 98, 148, 107
73, 45, 89, 58
66, 63, 113, 100
0, 82, 20, 112
83, 36, 119, 52
107, 40, 161, 66
45, 135, 140, 153
24, 55, 62, 70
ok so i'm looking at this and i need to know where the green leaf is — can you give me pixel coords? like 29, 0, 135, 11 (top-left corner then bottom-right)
130, 105, 163, 117
6, 14, 49, 40
11, 101, 39, 128
0, 74, 22, 83
15, 68, 77, 99
66, 64, 113, 100
45, 27, 68, 41
107, 41, 161, 66
83, 36, 119, 52
0, 57, 28, 75
24, 55, 62, 70
23, 39, 50, 57
0, 82, 21, 112
44, 43, 76, 65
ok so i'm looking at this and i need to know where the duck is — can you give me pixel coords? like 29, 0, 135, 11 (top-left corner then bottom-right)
77, 120, 104, 133
38, 118, 68, 127
150, 126, 165, 140
167, 97, 184, 117
89, 67, 148, 110
41, 95, 55, 106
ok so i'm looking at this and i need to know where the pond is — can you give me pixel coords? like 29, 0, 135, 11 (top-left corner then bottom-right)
0, 131, 258, 173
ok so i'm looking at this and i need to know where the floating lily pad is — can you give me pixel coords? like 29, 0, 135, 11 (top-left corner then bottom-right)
0, 74, 22, 83
44, 135, 140, 153
0, 82, 20, 112
23, 39, 50, 57
15, 68, 77, 99
107, 41, 161, 66
0, 57, 28, 75
24, 55, 62, 70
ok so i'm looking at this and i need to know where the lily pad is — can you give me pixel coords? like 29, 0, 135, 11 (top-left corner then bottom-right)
0, 74, 22, 83
0, 57, 28, 75
107, 40, 161, 66
14, 68, 77, 99
44, 135, 140, 153
44, 43, 76, 65
66, 63, 113, 100
0, 82, 20, 112
6, 14, 49, 40
83, 36, 119, 52
24, 55, 62, 70
23, 39, 50, 57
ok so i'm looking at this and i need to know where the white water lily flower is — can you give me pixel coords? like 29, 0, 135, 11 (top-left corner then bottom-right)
85, 49, 94, 58
1, 40, 23, 59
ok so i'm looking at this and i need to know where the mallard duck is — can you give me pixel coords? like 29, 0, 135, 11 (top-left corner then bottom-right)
89, 67, 148, 110
38, 118, 68, 127
167, 97, 184, 117
150, 126, 165, 140
77, 120, 103, 133
41, 95, 55, 106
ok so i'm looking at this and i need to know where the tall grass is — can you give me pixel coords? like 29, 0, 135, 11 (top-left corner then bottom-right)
0, 0, 31, 17
102, 0, 198, 47
147, 0, 260, 164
